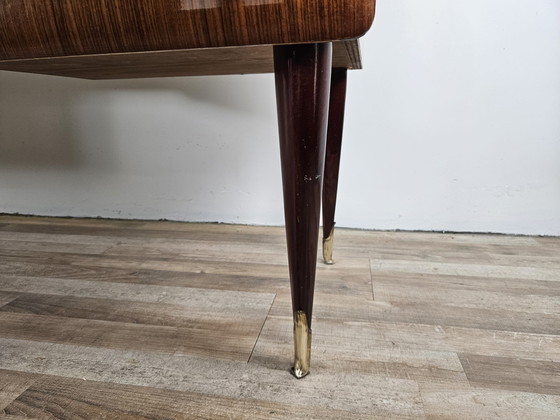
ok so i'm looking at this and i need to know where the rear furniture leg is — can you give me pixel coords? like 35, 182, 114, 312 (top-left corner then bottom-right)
322, 68, 348, 265
274, 43, 332, 378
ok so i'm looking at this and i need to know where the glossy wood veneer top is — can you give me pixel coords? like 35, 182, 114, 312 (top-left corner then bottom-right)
0, 0, 375, 61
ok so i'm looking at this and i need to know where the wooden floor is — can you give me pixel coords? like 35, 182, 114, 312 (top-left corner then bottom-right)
0, 215, 558, 419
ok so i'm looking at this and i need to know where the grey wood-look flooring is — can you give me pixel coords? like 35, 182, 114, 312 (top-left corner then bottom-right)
0, 215, 558, 419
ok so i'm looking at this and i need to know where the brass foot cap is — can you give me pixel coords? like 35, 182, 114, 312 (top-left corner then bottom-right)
292, 310, 312, 379
322, 230, 335, 265
291, 366, 310, 379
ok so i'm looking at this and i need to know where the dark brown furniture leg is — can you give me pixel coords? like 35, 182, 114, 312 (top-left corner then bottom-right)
274, 43, 333, 378
322, 68, 348, 265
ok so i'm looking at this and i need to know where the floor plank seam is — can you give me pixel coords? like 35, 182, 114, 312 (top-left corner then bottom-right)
369, 258, 376, 301
249, 293, 277, 364
0, 295, 20, 311
456, 351, 473, 388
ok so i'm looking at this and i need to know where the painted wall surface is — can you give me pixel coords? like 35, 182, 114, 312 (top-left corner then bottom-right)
1, 0, 559, 235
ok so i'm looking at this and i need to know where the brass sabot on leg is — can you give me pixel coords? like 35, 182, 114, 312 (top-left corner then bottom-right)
322, 228, 335, 265
292, 310, 312, 379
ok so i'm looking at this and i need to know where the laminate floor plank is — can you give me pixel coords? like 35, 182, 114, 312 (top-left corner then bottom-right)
0, 294, 264, 332
0, 339, 425, 418
372, 271, 560, 299
374, 300, 557, 335
319, 229, 560, 270
263, 309, 560, 361
0, 239, 110, 256
0, 229, 290, 261
0, 312, 260, 361
105, 232, 560, 266
3, 373, 381, 420
0, 216, 557, 418
372, 275, 558, 315
0, 293, 19, 309
0, 275, 274, 313
0, 230, 120, 246
419, 387, 560, 419
270, 293, 559, 335
0, 249, 295, 283
327, 229, 540, 246
2, 215, 552, 252
0, 219, 286, 246
0, 369, 40, 411
371, 258, 560, 282
0, 273, 369, 308
0, 215, 284, 236
535, 236, 560, 247
0, 258, 288, 294
336, 244, 560, 267
459, 353, 560, 396
0, 259, 368, 299
250, 315, 469, 387
7, 216, 552, 262
0, 245, 364, 279
0, 274, 275, 363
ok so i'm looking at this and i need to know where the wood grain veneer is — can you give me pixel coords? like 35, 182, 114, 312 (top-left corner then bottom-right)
0, 0, 375, 61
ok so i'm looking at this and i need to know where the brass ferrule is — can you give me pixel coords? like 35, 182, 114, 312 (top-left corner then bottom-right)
292, 311, 312, 379
322, 228, 334, 265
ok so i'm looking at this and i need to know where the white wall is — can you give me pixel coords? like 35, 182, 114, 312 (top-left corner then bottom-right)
1, 0, 559, 235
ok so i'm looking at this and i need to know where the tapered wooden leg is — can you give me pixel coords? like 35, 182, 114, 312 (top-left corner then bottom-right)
322, 68, 348, 265
274, 43, 332, 378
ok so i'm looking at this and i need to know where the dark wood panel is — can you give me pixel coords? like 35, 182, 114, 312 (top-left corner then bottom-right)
0, 0, 375, 60
0, 41, 361, 79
